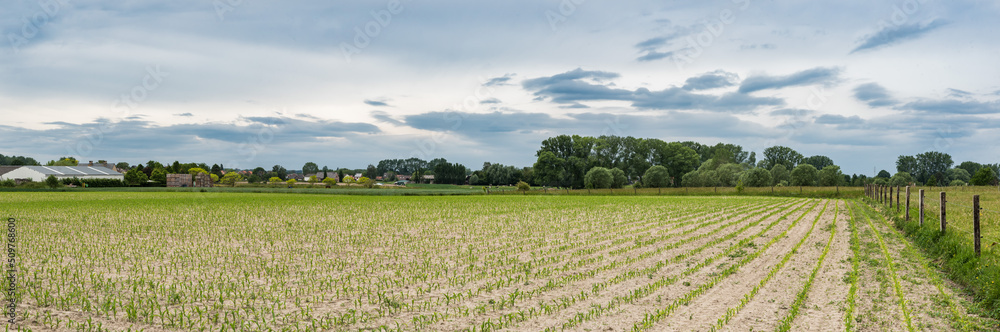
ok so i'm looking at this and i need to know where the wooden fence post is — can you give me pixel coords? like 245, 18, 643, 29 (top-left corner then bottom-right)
896, 186, 900, 213
974, 195, 981, 257
940, 191, 947, 233
889, 186, 894, 209
905, 186, 911, 221
919, 189, 925, 226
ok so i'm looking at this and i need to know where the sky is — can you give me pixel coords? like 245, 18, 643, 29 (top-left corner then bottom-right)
2, 0, 999, 175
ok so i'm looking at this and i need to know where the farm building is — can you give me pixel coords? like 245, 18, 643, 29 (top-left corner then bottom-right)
0, 166, 124, 181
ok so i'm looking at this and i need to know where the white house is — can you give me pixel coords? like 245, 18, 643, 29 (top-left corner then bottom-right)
0, 166, 124, 181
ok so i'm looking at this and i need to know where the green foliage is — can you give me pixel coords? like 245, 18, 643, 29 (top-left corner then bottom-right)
45, 175, 60, 189
896, 155, 918, 174
124, 168, 148, 186
80, 178, 126, 187
188, 167, 208, 176
759, 146, 803, 170
770, 164, 790, 186
268, 177, 282, 183
889, 172, 913, 187
150, 169, 167, 184
46, 157, 79, 166
802, 155, 834, 170
926, 176, 937, 187
790, 164, 818, 186
210, 174, 219, 183
359, 176, 376, 188
739, 168, 772, 187
970, 168, 998, 186
715, 163, 742, 186
584, 167, 612, 189
221, 172, 243, 186
609, 168, 627, 188
433, 161, 468, 185
947, 168, 971, 183
343, 175, 356, 184
642, 165, 670, 188
877, 170, 891, 178
286, 179, 297, 185
322, 177, 336, 186
302, 162, 319, 176
516, 181, 530, 192
818, 165, 844, 186
949, 180, 966, 186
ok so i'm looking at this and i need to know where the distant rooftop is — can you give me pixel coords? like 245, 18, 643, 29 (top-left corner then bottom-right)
20, 166, 122, 176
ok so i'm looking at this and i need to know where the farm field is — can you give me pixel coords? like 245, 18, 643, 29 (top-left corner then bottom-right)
3, 192, 998, 331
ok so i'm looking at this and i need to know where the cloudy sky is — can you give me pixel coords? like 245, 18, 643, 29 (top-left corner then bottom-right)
2, 0, 999, 174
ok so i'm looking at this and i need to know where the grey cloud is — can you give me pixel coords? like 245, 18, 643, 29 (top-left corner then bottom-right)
175, 113, 194, 117
682, 70, 739, 90
853, 83, 897, 107
402, 110, 773, 139
770, 109, 815, 117
904, 99, 1000, 114
851, 19, 948, 54
947, 88, 972, 98
364, 99, 390, 107
637, 51, 675, 62
738, 67, 840, 94
816, 114, 865, 126
524, 69, 784, 113
740, 43, 776, 50
371, 111, 403, 125
479, 98, 502, 104
484, 74, 515, 87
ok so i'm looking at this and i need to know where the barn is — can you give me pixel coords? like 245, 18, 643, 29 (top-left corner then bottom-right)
0, 166, 124, 181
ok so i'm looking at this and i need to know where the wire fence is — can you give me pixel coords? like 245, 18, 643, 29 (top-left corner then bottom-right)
866, 184, 1000, 255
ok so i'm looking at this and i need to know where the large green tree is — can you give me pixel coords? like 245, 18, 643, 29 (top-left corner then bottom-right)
802, 155, 834, 170
896, 155, 918, 174
970, 168, 998, 186
609, 168, 627, 188
302, 162, 319, 175
915, 151, 953, 184
584, 167, 612, 189
889, 172, 913, 186
643, 165, 670, 188
770, 164, 790, 186
649, 141, 700, 186
739, 168, 772, 187
124, 168, 148, 186
956, 161, 983, 177
790, 164, 819, 186
818, 165, 844, 186
759, 146, 803, 170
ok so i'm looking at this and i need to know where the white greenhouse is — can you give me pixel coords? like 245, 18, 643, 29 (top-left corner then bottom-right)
0, 166, 124, 181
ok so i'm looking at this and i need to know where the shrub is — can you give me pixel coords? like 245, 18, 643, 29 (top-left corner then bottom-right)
949, 180, 966, 187
584, 167, 612, 189
643, 166, 670, 188
970, 168, 998, 186
45, 175, 60, 189
790, 164, 818, 186
609, 168, 627, 189
516, 181, 530, 193
322, 177, 336, 186
738, 168, 771, 187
